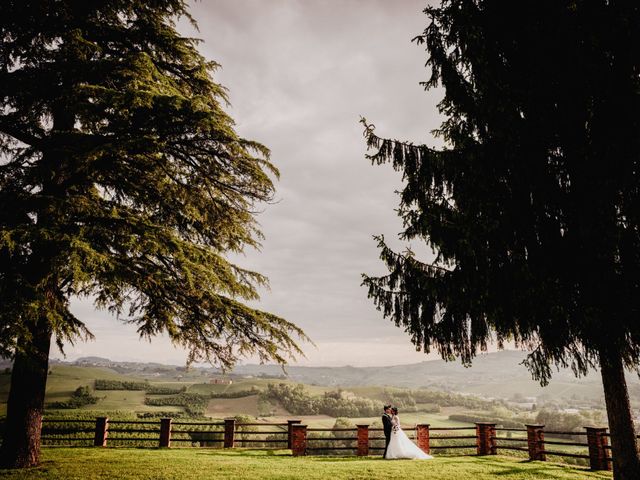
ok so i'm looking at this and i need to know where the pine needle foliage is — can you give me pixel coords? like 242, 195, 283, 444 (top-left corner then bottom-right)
362, 0, 640, 385
0, 0, 308, 369
363, 3, 640, 476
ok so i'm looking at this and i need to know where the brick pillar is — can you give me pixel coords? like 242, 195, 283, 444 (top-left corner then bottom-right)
224, 418, 236, 448
525, 424, 545, 461
159, 418, 172, 448
288, 420, 301, 449
356, 425, 369, 456
416, 424, 431, 454
585, 427, 611, 471
291, 424, 307, 456
94, 417, 109, 447
476, 423, 496, 455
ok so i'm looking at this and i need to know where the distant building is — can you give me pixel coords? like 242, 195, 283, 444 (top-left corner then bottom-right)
209, 377, 233, 385
560, 408, 580, 414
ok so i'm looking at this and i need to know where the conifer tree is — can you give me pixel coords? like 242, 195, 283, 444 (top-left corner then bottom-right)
0, 0, 306, 467
363, 2, 640, 478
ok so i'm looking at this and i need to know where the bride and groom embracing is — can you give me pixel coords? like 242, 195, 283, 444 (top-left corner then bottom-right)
382, 405, 433, 460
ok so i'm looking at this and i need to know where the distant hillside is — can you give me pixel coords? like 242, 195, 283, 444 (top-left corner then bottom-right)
232, 351, 640, 406
0, 350, 637, 421
75, 356, 112, 364
34, 350, 639, 407
234, 351, 543, 388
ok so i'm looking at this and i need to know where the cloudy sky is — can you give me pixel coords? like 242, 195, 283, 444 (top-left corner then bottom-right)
58, 0, 452, 367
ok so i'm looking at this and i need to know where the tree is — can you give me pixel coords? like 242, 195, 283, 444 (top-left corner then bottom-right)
0, 0, 307, 468
362, 2, 640, 478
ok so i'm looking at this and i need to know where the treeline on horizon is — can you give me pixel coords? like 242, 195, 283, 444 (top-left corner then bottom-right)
259, 383, 500, 418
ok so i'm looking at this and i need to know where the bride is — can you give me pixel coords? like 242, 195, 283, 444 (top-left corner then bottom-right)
385, 408, 433, 460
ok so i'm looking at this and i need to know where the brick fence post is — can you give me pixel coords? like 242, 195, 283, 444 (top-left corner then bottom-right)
94, 417, 109, 447
525, 424, 545, 461
356, 425, 369, 456
291, 424, 307, 456
585, 427, 611, 471
476, 423, 496, 455
416, 424, 431, 455
224, 418, 236, 448
159, 418, 172, 448
288, 419, 301, 449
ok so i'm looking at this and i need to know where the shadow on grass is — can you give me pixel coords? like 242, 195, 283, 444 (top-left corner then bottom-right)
298, 457, 373, 463
471, 456, 609, 479
191, 450, 390, 462
193, 448, 291, 457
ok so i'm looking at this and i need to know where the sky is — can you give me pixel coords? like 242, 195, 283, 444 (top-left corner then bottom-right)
56, 0, 453, 367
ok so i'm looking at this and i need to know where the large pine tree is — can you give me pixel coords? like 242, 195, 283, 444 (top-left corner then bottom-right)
0, 0, 307, 468
363, 2, 640, 478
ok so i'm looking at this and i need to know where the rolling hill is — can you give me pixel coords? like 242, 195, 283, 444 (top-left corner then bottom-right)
232, 350, 639, 407
0, 350, 636, 419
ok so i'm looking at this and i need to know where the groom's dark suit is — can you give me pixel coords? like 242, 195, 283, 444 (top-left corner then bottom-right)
382, 412, 392, 458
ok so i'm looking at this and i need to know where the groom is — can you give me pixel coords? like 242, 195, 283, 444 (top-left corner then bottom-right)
382, 404, 392, 458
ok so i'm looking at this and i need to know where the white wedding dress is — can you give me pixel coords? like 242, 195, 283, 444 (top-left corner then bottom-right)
385, 415, 433, 460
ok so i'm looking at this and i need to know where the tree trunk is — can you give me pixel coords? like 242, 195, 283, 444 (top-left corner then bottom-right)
0, 324, 52, 468
599, 349, 640, 480
0, 103, 72, 469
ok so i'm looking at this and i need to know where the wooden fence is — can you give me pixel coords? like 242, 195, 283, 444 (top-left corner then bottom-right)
41, 418, 297, 449
41, 417, 619, 471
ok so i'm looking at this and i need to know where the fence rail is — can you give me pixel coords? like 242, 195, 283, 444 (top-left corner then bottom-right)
40, 417, 615, 471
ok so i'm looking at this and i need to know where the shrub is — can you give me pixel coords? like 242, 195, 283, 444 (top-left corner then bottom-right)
94, 380, 148, 391
144, 393, 209, 416
210, 387, 260, 399
260, 384, 379, 417
145, 385, 187, 395
47, 386, 99, 409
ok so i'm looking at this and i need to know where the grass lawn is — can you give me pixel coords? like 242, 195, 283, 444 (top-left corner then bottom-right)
0, 448, 613, 480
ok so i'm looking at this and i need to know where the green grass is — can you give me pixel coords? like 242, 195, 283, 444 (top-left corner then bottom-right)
42, 366, 150, 408
188, 378, 276, 395
206, 395, 262, 417
0, 448, 612, 480
89, 391, 185, 413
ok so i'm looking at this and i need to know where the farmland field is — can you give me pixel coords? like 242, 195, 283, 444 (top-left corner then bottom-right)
0, 366, 484, 427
